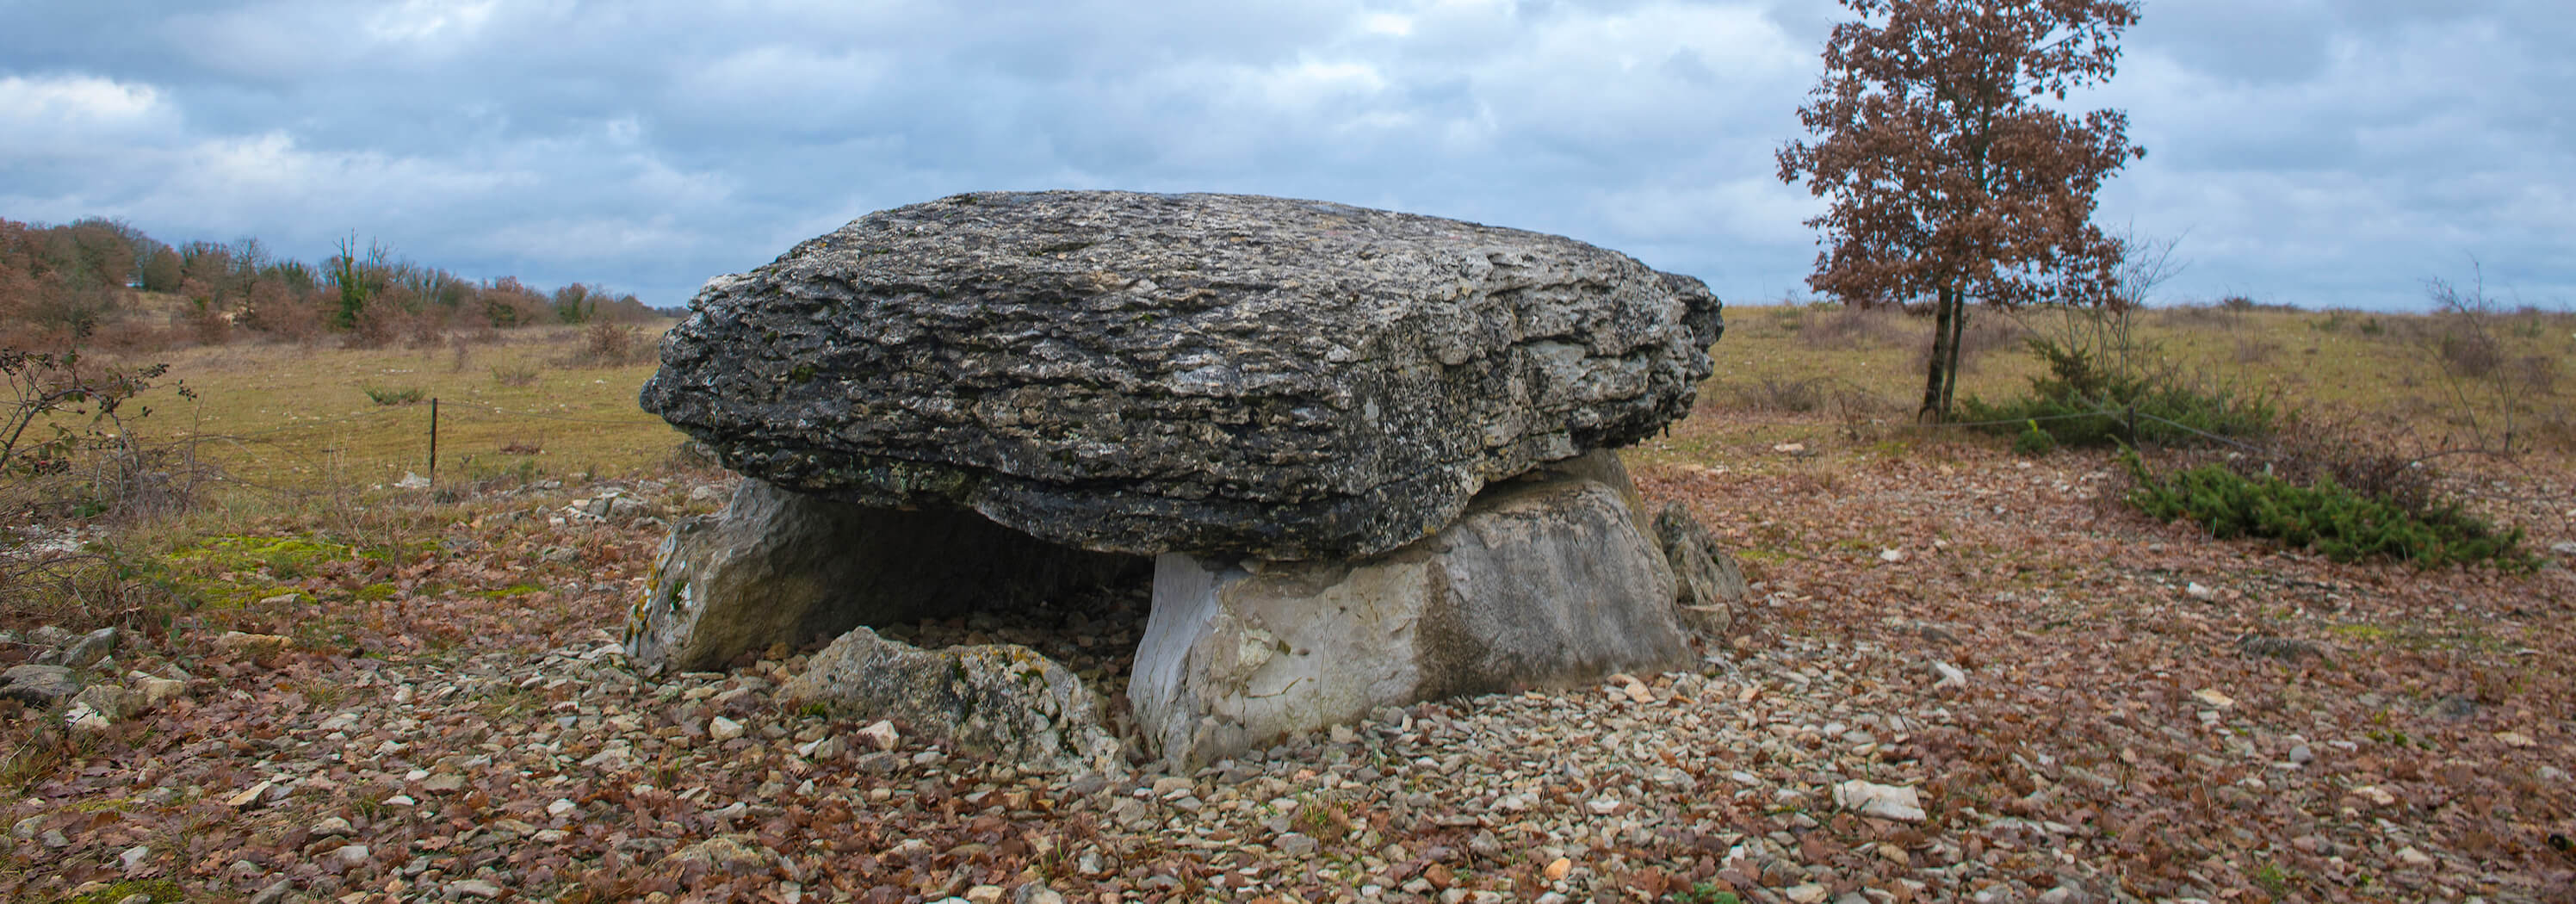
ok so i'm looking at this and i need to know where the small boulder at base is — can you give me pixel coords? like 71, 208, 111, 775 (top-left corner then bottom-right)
1130, 450, 1693, 766
779, 628, 1123, 775
641, 190, 1722, 560
1653, 501, 1748, 635
626, 479, 1144, 675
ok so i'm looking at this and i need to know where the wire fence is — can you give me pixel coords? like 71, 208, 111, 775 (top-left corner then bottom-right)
152, 396, 677, 496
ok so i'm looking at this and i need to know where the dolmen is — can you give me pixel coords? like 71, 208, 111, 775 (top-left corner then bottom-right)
629, 190, 1734, 770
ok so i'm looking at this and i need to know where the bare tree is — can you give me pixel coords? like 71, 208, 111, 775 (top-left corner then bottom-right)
1778, 0, 2146, 421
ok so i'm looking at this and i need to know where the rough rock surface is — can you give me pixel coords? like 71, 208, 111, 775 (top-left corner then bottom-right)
0, 664, 79, 705
1130, 451, 1693, 766
641, 190, 1723, 560
779, 628, 1122, 774
627, 480, 1143, 676
1653, 501, 1748, 635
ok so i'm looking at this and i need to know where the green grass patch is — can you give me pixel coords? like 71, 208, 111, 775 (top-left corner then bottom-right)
2124, 450, 2536, 570
59, 880, 188, 904
361, 384, 425, 406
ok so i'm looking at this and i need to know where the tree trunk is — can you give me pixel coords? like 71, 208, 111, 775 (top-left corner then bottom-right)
1938, 301, 1969, 415
1918, 284, 1960, 422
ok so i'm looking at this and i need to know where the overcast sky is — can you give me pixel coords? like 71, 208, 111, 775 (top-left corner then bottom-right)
3, 0, 2569, 312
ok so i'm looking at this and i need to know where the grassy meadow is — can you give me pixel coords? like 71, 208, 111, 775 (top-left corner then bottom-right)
1629, 300, 2576, 473
125, 322, 686, 492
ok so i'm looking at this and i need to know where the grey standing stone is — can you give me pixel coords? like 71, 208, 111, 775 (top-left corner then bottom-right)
779, 628, 1123, 774
625, 479, 1143, 676
1130, 451, 1693, 766
640, 190, 1722, 560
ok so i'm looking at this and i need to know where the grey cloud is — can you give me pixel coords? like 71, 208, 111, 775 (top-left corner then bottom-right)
1, 0, 2568, 313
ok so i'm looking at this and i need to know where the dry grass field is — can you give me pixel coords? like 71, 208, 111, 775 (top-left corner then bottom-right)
133, 323, 686, 492
5, 300, 2576, 903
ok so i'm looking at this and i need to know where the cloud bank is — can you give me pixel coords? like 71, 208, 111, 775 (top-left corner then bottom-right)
2, 0, 2567, 311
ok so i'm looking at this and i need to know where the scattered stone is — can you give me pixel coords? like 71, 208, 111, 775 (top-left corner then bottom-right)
325, 842, 370, 870
119, 844, 149, 872
313, 816, 356, 838
65, 703, 112, 733
69, 684, 126, 721
1275, 833, 1319, 858
0, 664, 80, 705
1785, 882, 1829, 904
225, 780, 275, 810
1930, 661, 1968, 690
2191, 688, 2235, 709
1834, 779, 1926, 822
1012, 884, 1066, 904
2496, 731, 2536, 748
2350, 784, 2399, 808
641, 189, 1722, 560
2236, 633, 2325, 663
215, 632, 292, 665
964, 886, 1006, 904
1877, 548, 1906, 563
125, 672, 185, 713
663, 835, 771, 875
709, 715, 746, 742
448, 878, 505, 899
248, 879, 296, 904
780, 628, 1122, 773
2395, 845, 2434, 867
2184, 582, 2215, 601
61, 627, 120, 669
420, 774, 468, 793
853, 720, 901, 752
625, 479, 1142, 675
1131, 452, 1691, 766
394, 471, 431, 490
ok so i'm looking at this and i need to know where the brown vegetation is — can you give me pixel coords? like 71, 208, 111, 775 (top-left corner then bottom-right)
0, 218, 656, 355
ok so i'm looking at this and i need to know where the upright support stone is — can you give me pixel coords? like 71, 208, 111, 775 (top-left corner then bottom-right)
1129, 451, 1692, 766
626, 480, 1145, 675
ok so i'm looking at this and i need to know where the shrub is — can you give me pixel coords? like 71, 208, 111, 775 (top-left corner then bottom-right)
2122, 449, 2535, 570
362, 385, 424, 406
1728, 376, 1829, 413
2012, 419, 2058, 456
491, 364, 539, 387
1960, 338, 2276, 448
554, 320, 647, 368
1796, 305, 1904, 349
1, 346, 204, 528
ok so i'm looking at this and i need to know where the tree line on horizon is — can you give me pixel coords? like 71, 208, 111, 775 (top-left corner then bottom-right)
0, 216, 657, 352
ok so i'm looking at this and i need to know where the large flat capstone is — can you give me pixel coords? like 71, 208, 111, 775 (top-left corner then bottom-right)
641, 190, 1723, 560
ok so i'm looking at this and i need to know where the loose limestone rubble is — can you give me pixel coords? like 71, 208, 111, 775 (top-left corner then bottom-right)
640, 189, 1721, 561
629, 190, 1731, 767
778, 628, 1124, 774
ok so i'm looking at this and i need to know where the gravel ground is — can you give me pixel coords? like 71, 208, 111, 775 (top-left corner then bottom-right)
10, 443, 2576, 903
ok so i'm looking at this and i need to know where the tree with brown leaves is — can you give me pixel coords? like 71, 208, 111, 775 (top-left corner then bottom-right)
1778, 0, 2145, 421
